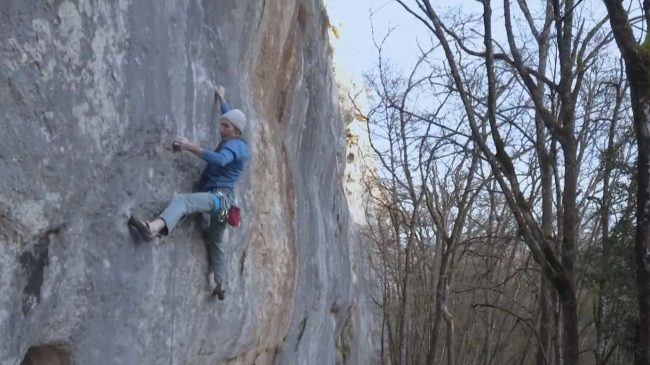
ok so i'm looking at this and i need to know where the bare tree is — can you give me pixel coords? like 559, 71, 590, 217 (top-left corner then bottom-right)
351, 2, 646, 364
390, 1, 613, 364
359, 36, 490, 363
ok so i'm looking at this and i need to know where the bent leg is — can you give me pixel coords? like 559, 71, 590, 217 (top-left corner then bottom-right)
159, 192, 215, 233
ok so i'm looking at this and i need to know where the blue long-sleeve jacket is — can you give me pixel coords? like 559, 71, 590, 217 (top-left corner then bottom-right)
199, 100, 249, 191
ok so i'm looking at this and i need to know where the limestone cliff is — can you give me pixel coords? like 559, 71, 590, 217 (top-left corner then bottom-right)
0, 1, 375, 364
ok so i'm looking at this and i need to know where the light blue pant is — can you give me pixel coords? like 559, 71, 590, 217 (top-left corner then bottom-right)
159, 193, 227, 285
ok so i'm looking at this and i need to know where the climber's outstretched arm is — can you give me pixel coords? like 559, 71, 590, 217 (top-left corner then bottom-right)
219, 99, 230, 114
216, 85, 231, 114
171, 84, 233, 158
173, 137, 238, 166
172, 137, 206, 159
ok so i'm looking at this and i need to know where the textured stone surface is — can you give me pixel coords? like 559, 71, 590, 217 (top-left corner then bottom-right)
0, 1, 376, 364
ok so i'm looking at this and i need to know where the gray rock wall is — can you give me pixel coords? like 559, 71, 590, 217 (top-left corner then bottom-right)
0, 1, 376, 364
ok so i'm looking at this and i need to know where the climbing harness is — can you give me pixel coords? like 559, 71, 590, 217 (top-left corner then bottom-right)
211, 189, 229, 222
210, 188, 241, 227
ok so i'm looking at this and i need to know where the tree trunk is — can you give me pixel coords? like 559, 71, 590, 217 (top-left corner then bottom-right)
398, 241, 412, 365
595, 79, 623, 365
632, 91, 650, 365
427, 241, 451, 365
602, 1, 650, 362
534, 3, 554, 362
538, 278, 553, 365
558, 287, 579, 365
559, 138, 580, 364
442, 277, 454, 365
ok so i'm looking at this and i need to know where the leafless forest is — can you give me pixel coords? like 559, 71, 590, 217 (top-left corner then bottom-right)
352, 1, 650, 364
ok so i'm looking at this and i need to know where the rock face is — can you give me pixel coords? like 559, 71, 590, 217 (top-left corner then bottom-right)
0, 1, 376, 364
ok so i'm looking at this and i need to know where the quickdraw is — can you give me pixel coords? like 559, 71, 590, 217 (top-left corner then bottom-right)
211, 188, 241, 227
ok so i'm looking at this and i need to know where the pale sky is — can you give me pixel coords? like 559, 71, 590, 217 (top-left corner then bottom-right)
323, 0, 608, 95
325, 0, 423, 89
324, 1, 485, 92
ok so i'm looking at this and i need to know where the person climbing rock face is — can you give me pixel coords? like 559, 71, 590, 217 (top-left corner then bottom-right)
129, 85, 250, 301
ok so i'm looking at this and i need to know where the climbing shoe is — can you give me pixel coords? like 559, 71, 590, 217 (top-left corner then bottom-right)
128, 216, 155, 242
212, 283, 225, 301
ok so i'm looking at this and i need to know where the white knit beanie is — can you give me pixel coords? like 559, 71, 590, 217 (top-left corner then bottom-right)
221, 109, 247, 133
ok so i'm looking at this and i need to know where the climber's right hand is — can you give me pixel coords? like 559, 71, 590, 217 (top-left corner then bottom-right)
215, 85, 226, 101
173, 136, 192, 152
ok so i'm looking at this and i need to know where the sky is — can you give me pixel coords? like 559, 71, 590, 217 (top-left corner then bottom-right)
323, 0, 484, 96
322, 0, 609, 99
324, 0, 422, 91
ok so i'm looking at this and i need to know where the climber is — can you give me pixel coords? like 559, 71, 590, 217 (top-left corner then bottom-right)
129, 85, 249, 301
